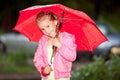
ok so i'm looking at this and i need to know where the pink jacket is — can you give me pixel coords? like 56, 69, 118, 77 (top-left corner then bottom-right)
33, 32, 77, 79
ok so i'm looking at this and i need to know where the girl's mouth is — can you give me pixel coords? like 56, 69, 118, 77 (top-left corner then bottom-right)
49, 32, 57, 38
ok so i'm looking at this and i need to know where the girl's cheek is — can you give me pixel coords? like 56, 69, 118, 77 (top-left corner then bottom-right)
42, 31, 46, 35
44, 32, 47, 35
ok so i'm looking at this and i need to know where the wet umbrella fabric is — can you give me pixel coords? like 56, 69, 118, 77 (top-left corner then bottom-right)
13, 4, 108, 52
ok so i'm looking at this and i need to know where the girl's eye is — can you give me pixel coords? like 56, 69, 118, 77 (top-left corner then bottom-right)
41, 28, 44, 31
47, 25, 49, 28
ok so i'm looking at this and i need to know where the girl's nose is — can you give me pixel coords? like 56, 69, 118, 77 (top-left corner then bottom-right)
45, 28, 50, 34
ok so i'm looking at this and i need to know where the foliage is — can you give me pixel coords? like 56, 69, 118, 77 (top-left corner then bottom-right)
0, 52, 36, 73
71, 54, 120, 80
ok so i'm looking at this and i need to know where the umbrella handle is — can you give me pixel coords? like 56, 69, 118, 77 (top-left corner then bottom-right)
50, 11, 64, 64
50, 46, 57, 64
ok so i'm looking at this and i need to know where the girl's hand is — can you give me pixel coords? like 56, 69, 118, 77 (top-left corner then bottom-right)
43, 65, 52, 74
52, 37, 61, 48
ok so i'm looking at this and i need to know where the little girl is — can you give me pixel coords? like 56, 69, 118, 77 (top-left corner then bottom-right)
33, 11, 77, 80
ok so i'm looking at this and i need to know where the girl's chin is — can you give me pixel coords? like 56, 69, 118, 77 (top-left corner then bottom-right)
49, 35, 56, 38
48, 34, 56, 38
50, 33, 57, 38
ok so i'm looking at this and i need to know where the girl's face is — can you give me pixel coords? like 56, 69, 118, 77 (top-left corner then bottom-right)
37, 16, 58, 38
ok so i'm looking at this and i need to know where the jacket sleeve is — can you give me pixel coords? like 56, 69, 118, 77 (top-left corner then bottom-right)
33, 38, 47, 76
57, 33, 77, 62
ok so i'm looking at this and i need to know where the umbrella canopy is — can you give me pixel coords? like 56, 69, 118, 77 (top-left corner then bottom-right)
13, 3, 108, 52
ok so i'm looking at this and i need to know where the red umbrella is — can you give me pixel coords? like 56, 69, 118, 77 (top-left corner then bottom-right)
13, 4, 108, 52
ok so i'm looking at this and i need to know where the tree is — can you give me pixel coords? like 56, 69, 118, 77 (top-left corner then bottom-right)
90, 0, 120, 19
